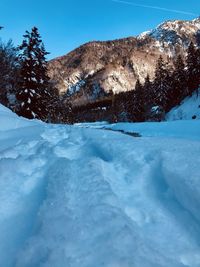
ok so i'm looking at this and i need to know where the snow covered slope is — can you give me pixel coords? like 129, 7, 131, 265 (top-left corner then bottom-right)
1, 104, 200, 267
0, 104, 41, 131
166, 89, 200, 121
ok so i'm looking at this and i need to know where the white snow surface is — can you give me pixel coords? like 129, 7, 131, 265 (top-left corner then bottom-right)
166, 89, 200, 121
1, 104, 200, 267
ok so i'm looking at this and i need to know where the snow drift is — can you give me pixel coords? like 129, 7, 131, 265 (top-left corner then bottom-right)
0, 104, 200, 267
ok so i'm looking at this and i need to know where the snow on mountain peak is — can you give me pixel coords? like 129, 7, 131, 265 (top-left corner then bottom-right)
139, 18, 200, 46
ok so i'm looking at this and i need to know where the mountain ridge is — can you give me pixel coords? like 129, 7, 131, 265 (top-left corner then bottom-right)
48, 17, 200, 107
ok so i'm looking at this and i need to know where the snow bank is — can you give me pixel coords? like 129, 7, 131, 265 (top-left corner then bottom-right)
0, 105, 41, 131
166, 89, 200, 121
1, 104, 200, 267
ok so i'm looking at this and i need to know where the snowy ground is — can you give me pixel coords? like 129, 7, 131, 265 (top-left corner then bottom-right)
1, 105, 200, 267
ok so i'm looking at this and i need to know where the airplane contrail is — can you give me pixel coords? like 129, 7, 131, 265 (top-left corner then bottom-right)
111, 0, 198, 16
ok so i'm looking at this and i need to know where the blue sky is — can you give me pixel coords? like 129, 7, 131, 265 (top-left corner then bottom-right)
0, 0, 199, 59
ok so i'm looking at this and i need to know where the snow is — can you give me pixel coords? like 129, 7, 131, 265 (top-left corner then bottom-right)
137, 30, 151, 39
1, 104, 200, 267
0, 105, 41, 132
139, 18, 200, 51
67, 79, 86, 95
166, 89, 200, 121
90, 120, 200, 141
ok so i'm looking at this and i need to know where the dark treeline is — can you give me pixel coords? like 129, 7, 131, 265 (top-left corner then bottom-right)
0, 26, 72, 124
113, 42, 200, 122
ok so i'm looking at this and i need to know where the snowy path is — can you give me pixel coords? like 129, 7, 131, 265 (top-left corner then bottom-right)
1, 106, 200, 267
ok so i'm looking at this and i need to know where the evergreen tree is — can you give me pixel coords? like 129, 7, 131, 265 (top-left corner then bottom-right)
133, 79, 145, 121
170, 55, 187, 107
196, 46, 200, 96
48, 92, 73, 124
152, 56, 172, 111
186, 42, 199, 95
143, 74, 153, 119
17, 27, 51, 120
0, 39, 19, 108
112, 91, 129, 122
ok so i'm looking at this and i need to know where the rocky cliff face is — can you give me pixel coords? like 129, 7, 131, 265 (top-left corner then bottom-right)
48, 18, 200, 107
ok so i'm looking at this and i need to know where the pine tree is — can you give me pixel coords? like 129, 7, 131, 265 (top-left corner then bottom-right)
152, 56, 172, 111
48, 92, 73, 124
112, 91, 129, 122
134, 79, 145, 121
170, 55, 187, 107
186, 42, 199, 95
143, 74, 153, 118
17, 27, 51, 120
196, 46, 200, 96
0, 39, 19, 107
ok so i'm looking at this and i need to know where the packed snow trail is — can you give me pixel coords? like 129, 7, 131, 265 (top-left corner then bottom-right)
1, 105, 200, 267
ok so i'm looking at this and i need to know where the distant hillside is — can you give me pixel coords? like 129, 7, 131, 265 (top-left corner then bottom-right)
48, 18, 200, 107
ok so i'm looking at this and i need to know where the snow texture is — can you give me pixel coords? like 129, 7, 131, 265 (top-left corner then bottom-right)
0, 104, 200, 267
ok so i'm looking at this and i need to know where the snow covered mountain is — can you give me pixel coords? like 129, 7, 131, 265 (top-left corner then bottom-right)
1, 104, 200, 267
142, 18, 200, 47
48, 17, 200, 107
